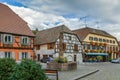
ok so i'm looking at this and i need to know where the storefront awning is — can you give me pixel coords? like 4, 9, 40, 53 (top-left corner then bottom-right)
85, 53, 108, 56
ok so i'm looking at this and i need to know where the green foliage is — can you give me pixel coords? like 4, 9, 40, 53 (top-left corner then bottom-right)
55, 56, 68, 63
0, 58, 16, 80
9, 59, 47, 80
32, 28, 39, 35
97, 56, 103, 61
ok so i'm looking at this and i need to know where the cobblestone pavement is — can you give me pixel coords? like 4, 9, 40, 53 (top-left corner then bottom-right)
40, 63, 98, 80
80, 62, 120, 80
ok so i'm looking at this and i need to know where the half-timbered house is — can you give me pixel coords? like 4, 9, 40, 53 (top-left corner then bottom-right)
34, 25, 83, 63
0, 3, 35, 61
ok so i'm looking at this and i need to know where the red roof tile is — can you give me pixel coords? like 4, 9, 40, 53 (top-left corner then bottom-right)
0, 3, 34, 37
73, 27, 115, 41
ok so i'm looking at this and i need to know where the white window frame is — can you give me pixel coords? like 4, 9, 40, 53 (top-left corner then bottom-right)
4, 34, 13, 44
4, 52, 12, 58
21, 52, 28, 59
21, 36, 30, 45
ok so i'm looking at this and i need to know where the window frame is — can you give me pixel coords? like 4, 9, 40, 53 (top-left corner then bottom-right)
21, 36, 30, 45
4, 52, 12, 58
3, 34, 13, 44
21, 52, 28, 59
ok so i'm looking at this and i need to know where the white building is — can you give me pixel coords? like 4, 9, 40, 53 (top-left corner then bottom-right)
34, 25, 83, 63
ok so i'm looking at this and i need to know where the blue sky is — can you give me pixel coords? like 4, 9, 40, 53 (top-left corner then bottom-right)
1, 0, 120, 40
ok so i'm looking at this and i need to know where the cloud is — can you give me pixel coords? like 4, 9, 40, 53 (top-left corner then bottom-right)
4, 0, 120, 40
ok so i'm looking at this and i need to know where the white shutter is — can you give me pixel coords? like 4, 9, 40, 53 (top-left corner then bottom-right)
19, 52, 22, 60
27, 52, 31, 59
20, 36, 23, 44
27, 37, 30, 45
3, 34, 5, 43
12, 35, 14, 44
12, 52, 15, 59
0, 52, 4, 58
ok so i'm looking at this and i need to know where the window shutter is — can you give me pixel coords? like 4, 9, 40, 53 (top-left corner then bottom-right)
20, 36, 23, 45
28, 52, 31, 59
12, 35, 14, 44
3, 34, 5, 43
0, 52, 4, 58
63, 43, 66, 51
12, 52, 15, 59
74, 44, 78, 51
19, 52, 22, 60
27, 37, 30, 45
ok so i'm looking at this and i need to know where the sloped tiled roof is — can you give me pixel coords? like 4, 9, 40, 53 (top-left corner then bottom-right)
34, 25, 74, 45
0, 3, 34, 37
73, 27, 115, 41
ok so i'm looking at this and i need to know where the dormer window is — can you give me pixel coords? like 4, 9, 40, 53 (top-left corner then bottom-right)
4, 34, 13, 44
21, 36, 30, 45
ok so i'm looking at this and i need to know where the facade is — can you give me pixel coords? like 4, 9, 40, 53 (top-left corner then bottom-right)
73, 27, 119, 62
0, 3, 35, 61
34, 25, 82, 63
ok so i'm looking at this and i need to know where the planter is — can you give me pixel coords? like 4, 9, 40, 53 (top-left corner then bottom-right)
47, 62, 77, 71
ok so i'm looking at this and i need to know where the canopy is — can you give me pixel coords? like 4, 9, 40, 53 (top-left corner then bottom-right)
85, 53, 108, 56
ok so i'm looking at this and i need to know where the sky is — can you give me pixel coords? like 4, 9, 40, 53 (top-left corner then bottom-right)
0, 0, 120, 40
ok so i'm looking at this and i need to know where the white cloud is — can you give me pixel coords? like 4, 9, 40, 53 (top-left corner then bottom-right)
4, 1, 120, 40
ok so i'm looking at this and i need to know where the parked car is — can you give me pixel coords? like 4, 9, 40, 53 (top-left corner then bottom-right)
40, 58, 50, 63
111, 58, 120, 63
40, 57, 54, 63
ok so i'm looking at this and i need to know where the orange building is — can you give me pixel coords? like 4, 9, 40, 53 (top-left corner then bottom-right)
0, 3, 35, 61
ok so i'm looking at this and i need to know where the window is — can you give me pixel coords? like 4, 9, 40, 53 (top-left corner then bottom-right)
94, 37, 98, 41
113, 40, 115, 44
99, 38, 102, 42
36, 45, 40, 50
5, 52, 12, 58
63, 43, 66, 51
74, 44, 78, 51
89, 37, 93, 41
110, 40, 112, 43
107, 39, 109, 43
47, 43, 54, 49
4, 34, 13, 44
103, 39, 106, 42
21, 52, 28, 59
68, 36, 71, 40
21, 37, 30, 45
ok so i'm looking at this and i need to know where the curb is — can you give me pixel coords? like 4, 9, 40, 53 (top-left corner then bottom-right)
71, 69, 99, 80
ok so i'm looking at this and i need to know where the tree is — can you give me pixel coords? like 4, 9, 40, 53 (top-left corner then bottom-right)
32, 28, 39, 35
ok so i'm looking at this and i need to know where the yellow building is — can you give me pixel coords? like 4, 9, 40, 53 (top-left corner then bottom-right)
73, 27, 119, 62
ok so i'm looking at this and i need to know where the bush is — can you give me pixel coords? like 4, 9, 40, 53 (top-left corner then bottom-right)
97, 56, 103, 61
0, 58, 16, 80
55, 56, 68, 63
9, 59, 47, 80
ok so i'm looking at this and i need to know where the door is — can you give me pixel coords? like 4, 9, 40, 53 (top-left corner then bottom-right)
37, 54, 40, 61
74, 55, 76, 62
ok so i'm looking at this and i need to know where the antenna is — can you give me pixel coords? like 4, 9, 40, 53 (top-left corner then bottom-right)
80, 16, 88, 27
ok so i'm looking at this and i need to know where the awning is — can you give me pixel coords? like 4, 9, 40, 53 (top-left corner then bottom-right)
85, 53, 108, 56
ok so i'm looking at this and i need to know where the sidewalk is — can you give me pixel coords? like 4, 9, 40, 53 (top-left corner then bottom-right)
41, 63, 99, 80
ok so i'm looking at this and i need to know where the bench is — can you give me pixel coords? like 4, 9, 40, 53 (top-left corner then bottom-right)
44, 69, 58, 80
